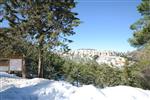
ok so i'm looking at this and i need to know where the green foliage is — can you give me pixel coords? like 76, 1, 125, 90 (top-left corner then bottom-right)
128, 0, 150, 89
127, 43, 150, 89
139, 68, 150, 89
43, 52, 65, 80
20, 49, 150, 89
129, 61, 150, 89
61, 59, 143, 88
1, 0, 80, 77
129, 0, 150, 47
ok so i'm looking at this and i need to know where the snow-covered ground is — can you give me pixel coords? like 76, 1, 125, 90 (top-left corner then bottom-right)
0, 72, 150, 100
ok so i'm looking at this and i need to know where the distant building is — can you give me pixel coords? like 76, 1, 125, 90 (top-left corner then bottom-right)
61, 49, 126, 67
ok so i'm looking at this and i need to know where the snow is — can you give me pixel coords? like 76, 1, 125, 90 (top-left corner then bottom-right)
0, 72, 150, 100
0, 72, 18, 78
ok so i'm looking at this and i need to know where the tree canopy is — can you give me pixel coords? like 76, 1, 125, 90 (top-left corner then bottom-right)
129, 0, 150, 47
0, 0, 80, 77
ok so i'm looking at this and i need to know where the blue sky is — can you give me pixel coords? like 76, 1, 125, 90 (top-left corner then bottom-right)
0, 0, 141, 52
68, 0, 141, 52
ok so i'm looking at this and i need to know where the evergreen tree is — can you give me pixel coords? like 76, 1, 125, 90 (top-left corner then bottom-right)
1, 0, 80, 77
0, 28, 37, 78
129, 0, 150, 47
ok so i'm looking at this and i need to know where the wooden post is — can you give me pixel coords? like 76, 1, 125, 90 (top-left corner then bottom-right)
22, 55, 26, 78
8, 58, 11, 74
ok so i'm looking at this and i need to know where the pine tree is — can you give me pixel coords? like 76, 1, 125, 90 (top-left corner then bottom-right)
1, 0, 80, 77
129, 0, 150, 47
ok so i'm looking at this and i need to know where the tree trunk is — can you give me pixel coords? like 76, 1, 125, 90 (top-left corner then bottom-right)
22, 54, 26, 78
38, 34, 44, 78
38, 48, 43, 78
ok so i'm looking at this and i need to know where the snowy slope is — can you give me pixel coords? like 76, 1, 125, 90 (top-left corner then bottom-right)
0, 72, 150, 100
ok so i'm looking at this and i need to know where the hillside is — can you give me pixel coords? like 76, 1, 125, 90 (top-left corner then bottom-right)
59, 49, 126, 67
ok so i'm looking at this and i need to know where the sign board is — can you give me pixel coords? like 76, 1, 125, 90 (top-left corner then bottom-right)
0, 59, 9, 72
10, 59, 22, 71
0, 66, 9, 72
